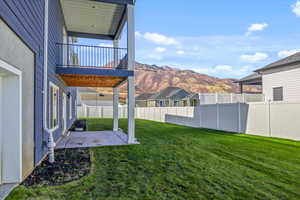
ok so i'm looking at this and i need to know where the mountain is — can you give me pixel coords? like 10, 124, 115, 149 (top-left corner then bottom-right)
131, 62, 259, 94
93, 62, 260, 96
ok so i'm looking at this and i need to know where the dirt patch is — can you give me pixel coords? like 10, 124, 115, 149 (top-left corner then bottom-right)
22, 148, 91, 187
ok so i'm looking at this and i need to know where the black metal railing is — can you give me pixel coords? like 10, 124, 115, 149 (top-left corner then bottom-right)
56, 43, 128, 69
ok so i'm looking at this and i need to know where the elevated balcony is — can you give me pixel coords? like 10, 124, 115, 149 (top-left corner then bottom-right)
57, 0, 136, 143
56, 43, 133, 87
56, 0, 135, 88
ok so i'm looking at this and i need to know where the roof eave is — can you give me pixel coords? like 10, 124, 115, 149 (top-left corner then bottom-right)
254, 61, 300, 73
91, 0, 135, 5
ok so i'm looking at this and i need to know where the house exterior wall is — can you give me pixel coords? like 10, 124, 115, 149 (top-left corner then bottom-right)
136, 100, 148, 107
0, 0, 45, 170
48, 0, 77, 143
147, 100, 156, 107
0, 19, 35, 179
0, 0, 77, 177
262, 64, 300, 102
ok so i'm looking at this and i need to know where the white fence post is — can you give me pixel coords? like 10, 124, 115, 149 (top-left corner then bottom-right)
238, 103, 241, 133
217, 103, 220, 130
268, 100, 271, 137
84, 104, 87, 117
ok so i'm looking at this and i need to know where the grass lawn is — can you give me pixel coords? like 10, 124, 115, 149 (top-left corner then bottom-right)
8, 119, 300, 200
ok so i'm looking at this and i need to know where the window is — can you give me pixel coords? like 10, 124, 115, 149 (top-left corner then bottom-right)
174, 100, 179, 107
69, 95, 72, 120
49, 82, 59, 130
273, 87, 283, 101
159, 101, 164, 107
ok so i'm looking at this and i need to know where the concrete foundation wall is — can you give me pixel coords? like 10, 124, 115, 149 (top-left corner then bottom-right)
0, 20, 35, 179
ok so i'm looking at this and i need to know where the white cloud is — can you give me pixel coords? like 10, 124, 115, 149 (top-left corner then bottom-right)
135, 31, 142, 38
246, 23, 268, 36
143, 32, 179, 46
248, 23, 268, 32
240, 52, 268, 63
292, 1, 300, 16
98, 43, 113, 48
155, 47, 166, 53
176, 50, 185, 55
278, 49, 300, 58
136, 33, 300, 78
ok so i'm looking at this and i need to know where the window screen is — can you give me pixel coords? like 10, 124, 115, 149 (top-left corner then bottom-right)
273, 87, 283, 101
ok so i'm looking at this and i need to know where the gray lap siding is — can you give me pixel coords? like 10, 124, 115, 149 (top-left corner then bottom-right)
0, 0, 76, 165
48, 0, 77, 142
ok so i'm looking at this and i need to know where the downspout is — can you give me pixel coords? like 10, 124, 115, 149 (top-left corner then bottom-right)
43, 0, 55, 163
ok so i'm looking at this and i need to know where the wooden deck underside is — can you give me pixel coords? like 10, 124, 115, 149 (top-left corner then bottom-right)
59, 74, 127, 87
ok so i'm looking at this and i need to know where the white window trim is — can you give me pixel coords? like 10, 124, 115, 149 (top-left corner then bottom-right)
69, 95, 72, 120
0, 59, 23, 183
49, 82, 59, 132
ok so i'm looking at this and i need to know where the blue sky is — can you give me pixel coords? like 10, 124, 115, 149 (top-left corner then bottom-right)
133, 0, 300, 78
79, 0, 300, 79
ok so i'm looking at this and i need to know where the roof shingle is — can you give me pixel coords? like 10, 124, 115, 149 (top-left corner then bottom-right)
255, 52, 300, 72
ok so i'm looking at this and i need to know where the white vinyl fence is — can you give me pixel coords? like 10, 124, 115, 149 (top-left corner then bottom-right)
78, 105, 128, 118
199, 93, 265, 104
78, 105, 194, 122
166, 102, 300, 141
77, 101, 300, 141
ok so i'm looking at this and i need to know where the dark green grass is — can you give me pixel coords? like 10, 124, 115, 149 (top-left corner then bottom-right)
8, 119, 300, 200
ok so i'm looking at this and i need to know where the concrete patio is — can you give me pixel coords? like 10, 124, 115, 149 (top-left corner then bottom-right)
56, 131, 129, 149
0, 183, 18, 200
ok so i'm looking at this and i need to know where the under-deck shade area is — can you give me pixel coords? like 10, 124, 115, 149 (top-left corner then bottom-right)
56, 131, 129, 149
60, 0, 132, 40
58, 0, 137, 144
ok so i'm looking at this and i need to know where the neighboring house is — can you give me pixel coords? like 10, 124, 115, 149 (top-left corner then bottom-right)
136, 87, 192, 107
0, 0, 136, 188
135, 93, 155, 107
183, 93, 200, 107
237, 52, 300, 102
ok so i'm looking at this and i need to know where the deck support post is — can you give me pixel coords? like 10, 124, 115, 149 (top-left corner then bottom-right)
113, 87, 119, 131
127, 4, 136, 144
239, 83, 243, 94
113, 40, 119, 67
113, 40, 120, 132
